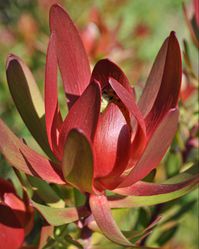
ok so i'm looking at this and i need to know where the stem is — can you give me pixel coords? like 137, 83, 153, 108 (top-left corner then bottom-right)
139, 204, 163, 246
79, 193, 93, 249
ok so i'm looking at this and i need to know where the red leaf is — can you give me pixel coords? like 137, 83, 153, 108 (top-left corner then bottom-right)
89, 194, 132, 246
119, 109, 179, 188
141, 32, 181, 135
93, 103, 131, 190
109, 78, 146, 165
138, 32, 181, 125
114, 178, 199, 196
0, 119, 65, 184
58, 81, 101, 158
50, 4, 91, 108
108, 78, 145, 136
45, 33, 63, 158
109, 166, 199, 208
91, 59, 133, 94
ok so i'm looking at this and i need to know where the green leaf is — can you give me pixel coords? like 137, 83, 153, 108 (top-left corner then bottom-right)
62, 129, 93, 193
32, 200, 89, 226
6, 54, 53, 159
109, 166, 198, 208
28, 176, 65, 208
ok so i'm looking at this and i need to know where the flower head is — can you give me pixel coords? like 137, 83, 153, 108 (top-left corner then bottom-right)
0, 178, 34, 249
1, 4, 198, 246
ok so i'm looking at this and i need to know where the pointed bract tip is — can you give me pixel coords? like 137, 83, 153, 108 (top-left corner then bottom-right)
6, 54, 19, 70
170, 30, 176, 36
49, 3, 68, 32
49, 3, 62, 12
169, 31, 177, 41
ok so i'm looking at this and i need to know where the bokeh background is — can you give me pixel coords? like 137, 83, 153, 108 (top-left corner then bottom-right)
0, 0, 198, 248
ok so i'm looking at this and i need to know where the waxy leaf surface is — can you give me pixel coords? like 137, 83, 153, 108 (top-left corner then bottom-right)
6, 55, 53, 158
50, 4, 91, 107
119, 109, 179, 188
62, 129, 94, 193
109, 166, 198, 208
0, 119, 64, 184
45, 33, 62, 157
32, 201, 89, 226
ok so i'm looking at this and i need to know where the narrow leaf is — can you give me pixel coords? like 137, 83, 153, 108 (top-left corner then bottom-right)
89, 194, 132, 246
0, 119, 65, 184
119, 109, 179, 188
93, 103, 131, 182
28, 176, 65, 208
58, 81, 101, 157
45, 33, 63, 157
32, 201, 89, 226
90, 195, 156, 248
50, 4, 91, 107
138, 32, 182, 119
6, 55, 53, 158
109, 166, 199, 208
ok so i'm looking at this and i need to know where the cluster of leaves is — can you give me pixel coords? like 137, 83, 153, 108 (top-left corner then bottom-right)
0, 1, 198, 249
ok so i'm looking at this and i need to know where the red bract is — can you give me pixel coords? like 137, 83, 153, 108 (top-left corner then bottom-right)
0, 178, 34, 249
1, 4, 198, 246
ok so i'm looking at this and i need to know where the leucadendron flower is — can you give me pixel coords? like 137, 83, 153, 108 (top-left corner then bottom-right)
0, 178, 34, 249
0, 4, 198, 247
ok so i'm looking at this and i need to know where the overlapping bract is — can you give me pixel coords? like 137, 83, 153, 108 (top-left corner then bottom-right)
1, 4, 198, 247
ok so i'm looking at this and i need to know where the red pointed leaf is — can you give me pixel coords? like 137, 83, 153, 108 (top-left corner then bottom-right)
93, 103, 131, 190
119, 109, 179, 188
58, 81, 101, 158
50, 4, 91, 107
109, 166, 199, 208
108, 78, 145, 134
90, 195, 155, 248
91, 59, 133, 94
45, 33, 62, 157
89, 194, 132, 246
114, 177, 199, 196
109, 78, 146, 165
138, 32, 182, 123
0, 119, 65, 184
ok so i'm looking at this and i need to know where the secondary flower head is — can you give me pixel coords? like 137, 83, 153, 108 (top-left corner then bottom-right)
0, 178, 34, 249
1, 4, 198, 246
